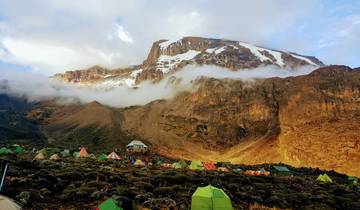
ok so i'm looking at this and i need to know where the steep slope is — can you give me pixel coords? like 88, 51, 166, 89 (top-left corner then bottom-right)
121, 66, 360, 176
52, 37, 323, 88
28, 101, 132, 150
0, 93, 44, 144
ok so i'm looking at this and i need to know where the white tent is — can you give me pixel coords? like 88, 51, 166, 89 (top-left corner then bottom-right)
0, 195, 21, 210
107, 152, 121, 160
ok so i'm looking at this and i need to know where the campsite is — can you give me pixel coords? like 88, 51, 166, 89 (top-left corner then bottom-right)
0, 143, 359, 210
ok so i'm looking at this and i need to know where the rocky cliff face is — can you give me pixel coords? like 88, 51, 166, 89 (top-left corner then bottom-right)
120, 65, 360, 176
52, 37, 324, 88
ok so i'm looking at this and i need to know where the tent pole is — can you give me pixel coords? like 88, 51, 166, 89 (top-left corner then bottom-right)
0, 163, 9, 192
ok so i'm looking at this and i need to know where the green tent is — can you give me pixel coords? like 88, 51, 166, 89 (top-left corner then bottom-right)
11, 144, 24, 154
191, 185, 233, 210
316, 174, 333, 183
61, 149, 70, 157
0, 147, 13, 155
38, 148, 61, 157
179, 160, 188, 168
272, 166, 292, 176
88, 153, 97, 159
189, 160, 204, 170
348, 176, 358, 186
233, 168, 243, 173
98, 153, 108, 161
97, 198, 123, 210
73, 151, 80, 158
172, 162, 183, 169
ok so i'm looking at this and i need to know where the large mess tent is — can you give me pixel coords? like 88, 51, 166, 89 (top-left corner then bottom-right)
272, 166, 292, 176
126, 140, 148, 153
191, 185, 233, 210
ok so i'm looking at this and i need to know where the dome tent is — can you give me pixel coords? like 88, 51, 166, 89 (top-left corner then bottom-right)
49, 154, 60, 161
96, 198, 123, 210
107, 152, 121, 160
98, 153, 108, 161
191, 184, 233, 210
189, 160, 204, 170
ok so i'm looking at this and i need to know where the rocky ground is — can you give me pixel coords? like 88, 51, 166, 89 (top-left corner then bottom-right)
1, 154, 359, 210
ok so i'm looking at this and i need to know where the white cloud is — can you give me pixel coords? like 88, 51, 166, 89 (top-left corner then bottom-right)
0, 0, 358, 74
115, 25, 134, 43
0, 65, 317, 108
1, 37, 131, 74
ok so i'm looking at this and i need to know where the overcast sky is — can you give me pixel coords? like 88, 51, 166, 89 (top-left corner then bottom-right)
0, 0, 359, 75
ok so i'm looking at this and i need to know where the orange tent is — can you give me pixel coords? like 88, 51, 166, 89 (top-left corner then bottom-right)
244, 170, 270, 177
107, 151, 121, 160
244, 170, 256, 176
78, 147, 89, 158
203, 162, 217, 170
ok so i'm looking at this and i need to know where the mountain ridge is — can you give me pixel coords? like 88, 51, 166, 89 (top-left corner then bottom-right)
52, 36, 324, 88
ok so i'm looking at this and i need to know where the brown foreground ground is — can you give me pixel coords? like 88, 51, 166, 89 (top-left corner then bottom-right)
1, 155, 359, 210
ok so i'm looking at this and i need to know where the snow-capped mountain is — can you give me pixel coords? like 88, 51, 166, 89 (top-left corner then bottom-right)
52, 37, 324, 88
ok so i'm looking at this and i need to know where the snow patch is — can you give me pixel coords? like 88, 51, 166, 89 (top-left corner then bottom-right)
238, 42, 285, 66
130, 69, 143, 78
156, 50, 201, 74
205, 46, 226, 54
159, 39, 178, 50
125, 78, 136, 87
290, 54, 318, 66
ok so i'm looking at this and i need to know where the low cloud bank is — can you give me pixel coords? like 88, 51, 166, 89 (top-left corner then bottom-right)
0, 65, 317, 107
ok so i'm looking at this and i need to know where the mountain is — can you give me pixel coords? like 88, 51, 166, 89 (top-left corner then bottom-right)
52, 37, 324, 88
0, 93, 44, 144
25, 65, 360, 176
118, 65, 360, 176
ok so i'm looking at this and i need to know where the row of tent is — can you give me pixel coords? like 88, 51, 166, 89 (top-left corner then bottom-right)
95, 184, 234, 210
0, 144, 24, 155
316, 173, 358, 185
31, 147, 359, 186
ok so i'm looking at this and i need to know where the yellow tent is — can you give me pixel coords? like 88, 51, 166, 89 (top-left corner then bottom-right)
33, 153, 45, 160
49, 154, 61, 161
134, 159, 145, 166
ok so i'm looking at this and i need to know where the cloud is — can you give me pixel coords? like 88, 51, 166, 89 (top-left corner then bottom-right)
0, 0, 358, 74
0, 65, 317, 108
0, 37, 129, 74
115, 25, 134, 43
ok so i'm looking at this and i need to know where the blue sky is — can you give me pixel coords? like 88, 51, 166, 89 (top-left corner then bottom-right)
0, 0, 359, 75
